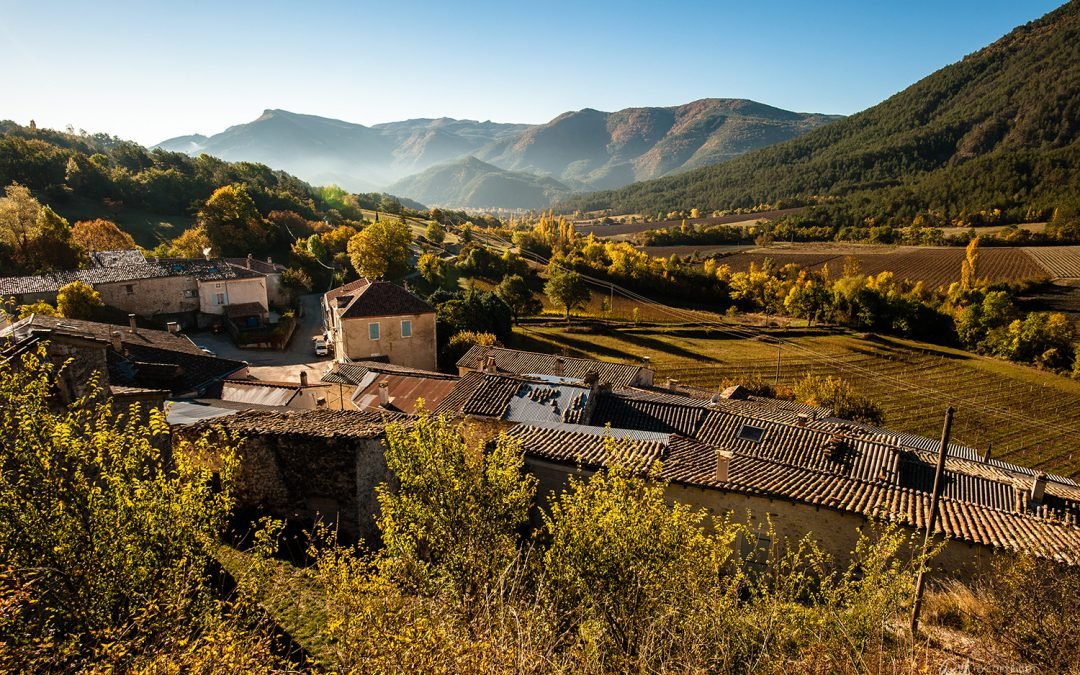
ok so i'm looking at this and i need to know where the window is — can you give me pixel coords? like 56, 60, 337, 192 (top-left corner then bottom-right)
124, 284, 134, 295
736, 424, 765, 443
215, 293, 226, 306
183, 289, 197, 298
368, 322, 380, 340
400, 319, 412, 338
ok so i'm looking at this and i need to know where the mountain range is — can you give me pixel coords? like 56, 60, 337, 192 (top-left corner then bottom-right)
156, 100, 840, 208
562, 1, 1080, 219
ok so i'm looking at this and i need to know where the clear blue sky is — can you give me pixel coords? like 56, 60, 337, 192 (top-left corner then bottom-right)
0, 0, 1064, 145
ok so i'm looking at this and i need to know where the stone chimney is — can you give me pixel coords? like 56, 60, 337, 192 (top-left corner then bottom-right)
715, 449, 733, 482
266, 256, 273, 265
299, 371, 309, 387
796, 413, 810, 428
378, 380, 390, 406
583, 369, 599, 390
166, 321, 180, 334
246, 253, 253, 269
1030, 473, 1047, 505
128, 314, 138, 334
641, 355, 650, 367
109, 330, 122, 352
483, 354, 497, 374
667, 378, 679, 391
553, 357, 565, 377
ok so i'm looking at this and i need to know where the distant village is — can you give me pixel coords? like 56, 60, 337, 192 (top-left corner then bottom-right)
2, 249, 1078, 573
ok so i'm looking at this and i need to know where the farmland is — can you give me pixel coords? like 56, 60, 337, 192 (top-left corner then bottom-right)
513, 320, 1080, 479
1024, 246, 1080, 278
575, 208, 802, 238
712, 245, 1049, 289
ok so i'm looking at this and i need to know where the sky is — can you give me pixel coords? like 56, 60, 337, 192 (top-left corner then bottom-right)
0, 0, 1065, 146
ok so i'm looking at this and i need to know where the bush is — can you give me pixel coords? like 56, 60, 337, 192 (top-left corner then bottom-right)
793, 374, 885, 425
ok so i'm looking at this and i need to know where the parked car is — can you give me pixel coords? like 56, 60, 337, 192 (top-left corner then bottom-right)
313, 335, 329, 357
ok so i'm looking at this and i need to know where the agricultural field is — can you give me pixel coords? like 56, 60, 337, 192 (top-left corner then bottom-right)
1023, 246, 1080, 278
575, 207, 802, 238
514, 321, 1080, 479
713, 245, 1049, 289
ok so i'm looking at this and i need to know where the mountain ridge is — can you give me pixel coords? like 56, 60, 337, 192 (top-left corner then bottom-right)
385, 156, 572, 210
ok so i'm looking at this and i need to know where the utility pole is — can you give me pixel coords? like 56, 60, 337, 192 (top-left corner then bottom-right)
910, 406, 954, 636
774, 341, 782, 385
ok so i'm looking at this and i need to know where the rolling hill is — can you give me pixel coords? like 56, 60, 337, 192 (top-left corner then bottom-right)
560, 1, 1080, 222
156, 99, 839, 204
385, 156, 572, 210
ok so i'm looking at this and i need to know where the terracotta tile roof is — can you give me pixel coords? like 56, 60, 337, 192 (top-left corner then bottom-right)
508, 422, 670, 472
590, 390, 706, 436
351, 372, 460, 415
191, 408, 406, 438
322, 360, 453, 385
325, 280, 433, 319
224, 257, 286, 275
89, 249, 147, 267
108, 344, 247, 397
3, 314, 206, 354
457, 345, 647, 387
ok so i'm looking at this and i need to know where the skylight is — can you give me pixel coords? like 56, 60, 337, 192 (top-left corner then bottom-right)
736, 424, 765, 443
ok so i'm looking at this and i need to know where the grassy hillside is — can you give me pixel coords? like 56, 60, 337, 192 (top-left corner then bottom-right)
386, 156, 571, 209
561, 1, 1080, 223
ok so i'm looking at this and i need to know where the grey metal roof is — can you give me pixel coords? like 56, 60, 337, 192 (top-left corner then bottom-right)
0, 256, 262, 296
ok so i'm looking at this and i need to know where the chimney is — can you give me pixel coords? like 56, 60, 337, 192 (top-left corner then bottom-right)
667, 378, 679, 391
796, 413, 810, 428
983, 443, 992, 463
641, 355, 650, 367
299, 371, 308, 387
483, 354, 497, 374
109, 330, 122, 352
583, 369, 599, 390
378, 380, 390, 406
266, 256, 272, 265
1030, 473, 1047, 505
128, 314, 138, 334
715, 449, 733, 482
166, 321, 180, 334
553, 357, 565, 377
246, 253, 253, 269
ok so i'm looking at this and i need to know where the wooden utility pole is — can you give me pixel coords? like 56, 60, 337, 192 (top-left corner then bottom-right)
774, 342, 782, 385
910, 406, 954, 635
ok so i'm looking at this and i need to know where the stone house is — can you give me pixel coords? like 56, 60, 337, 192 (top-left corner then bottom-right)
323, 280, 437, 371
321, 360, 459, 413
225, 255, 288, 307
0, 250, 270, 328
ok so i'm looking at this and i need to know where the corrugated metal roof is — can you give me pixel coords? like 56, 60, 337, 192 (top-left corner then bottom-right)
352, 372, 459, 414
221, 380, 301, 407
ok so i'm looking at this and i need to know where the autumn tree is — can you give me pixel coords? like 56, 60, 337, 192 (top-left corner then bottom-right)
0, 184, 81, 273
960, 236, 981, 290
425, 221, 446, 246
417, 252, 447, 287
347, 218, 413, 280
198, 184, 270, 257
0, 346, 280, 671
71, 218, 137, 252
377, 413, 536, 600
162, 225, 212, 258
544, 267, 590, 319
55, 281, 104, 320
495, 274, 542, 323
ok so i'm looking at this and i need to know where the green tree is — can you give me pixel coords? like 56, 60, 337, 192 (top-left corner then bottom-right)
347, 219, 413, 280
0, 185, 80, 273
544, 267, 591, 319
793, 374, 885, 425
198, 184, 269, 257
0, 346, 278, 671
417, 252, 447, 287
55, 280, 103, 320
377, 413, 536, 601
495, 274, 542, 323
425, 220, 446, 246
543, 450, 737, 664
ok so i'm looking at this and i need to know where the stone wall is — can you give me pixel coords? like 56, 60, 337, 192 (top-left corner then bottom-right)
340, 312, 437, 371
96, 276, 201, 319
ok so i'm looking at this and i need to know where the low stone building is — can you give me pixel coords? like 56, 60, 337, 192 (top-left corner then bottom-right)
0, 250, 270, 328
323, 280, 436, 371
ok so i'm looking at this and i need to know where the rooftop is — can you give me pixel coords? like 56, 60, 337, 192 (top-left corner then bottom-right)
456, 345, 648, 387
325, 279, 434, 319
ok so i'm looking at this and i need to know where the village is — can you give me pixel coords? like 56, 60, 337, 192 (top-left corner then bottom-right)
3, 251, 1076, 580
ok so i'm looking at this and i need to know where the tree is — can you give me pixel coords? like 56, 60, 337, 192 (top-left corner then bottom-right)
544, 267, 590, 319
16, 300, 58, 318
793, 374, 885, 425
443, 330, 499, 367
960, 237, 981, 290
0, 184, 80, 273
495, 274, 542, 323
377, 413, 536, 600
163, 224, 212, 258
71, 218, 137, 252
347, 219, 412, 280
0, 345, 279, 671
417, 252, 447, 287
425, 221, 446, 246
56, 281, 103, 320
198, 184, 269, 257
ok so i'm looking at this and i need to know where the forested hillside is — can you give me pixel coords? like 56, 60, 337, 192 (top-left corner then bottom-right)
0, 121, 419, 248
561, 1, 1080, 229
386, 156, 572, 209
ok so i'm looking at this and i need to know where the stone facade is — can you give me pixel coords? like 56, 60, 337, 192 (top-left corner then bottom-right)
337, 312, 438, 372
96, 276, 201, 322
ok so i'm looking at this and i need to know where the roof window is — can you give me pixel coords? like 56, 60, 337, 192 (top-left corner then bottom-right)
736, 424, 765, 443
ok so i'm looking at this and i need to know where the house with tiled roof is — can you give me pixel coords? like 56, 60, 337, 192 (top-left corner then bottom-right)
0, 250, 271, 328
323, 279, 436, 371
321, 360, 458, 413
457, 344, 653, 388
